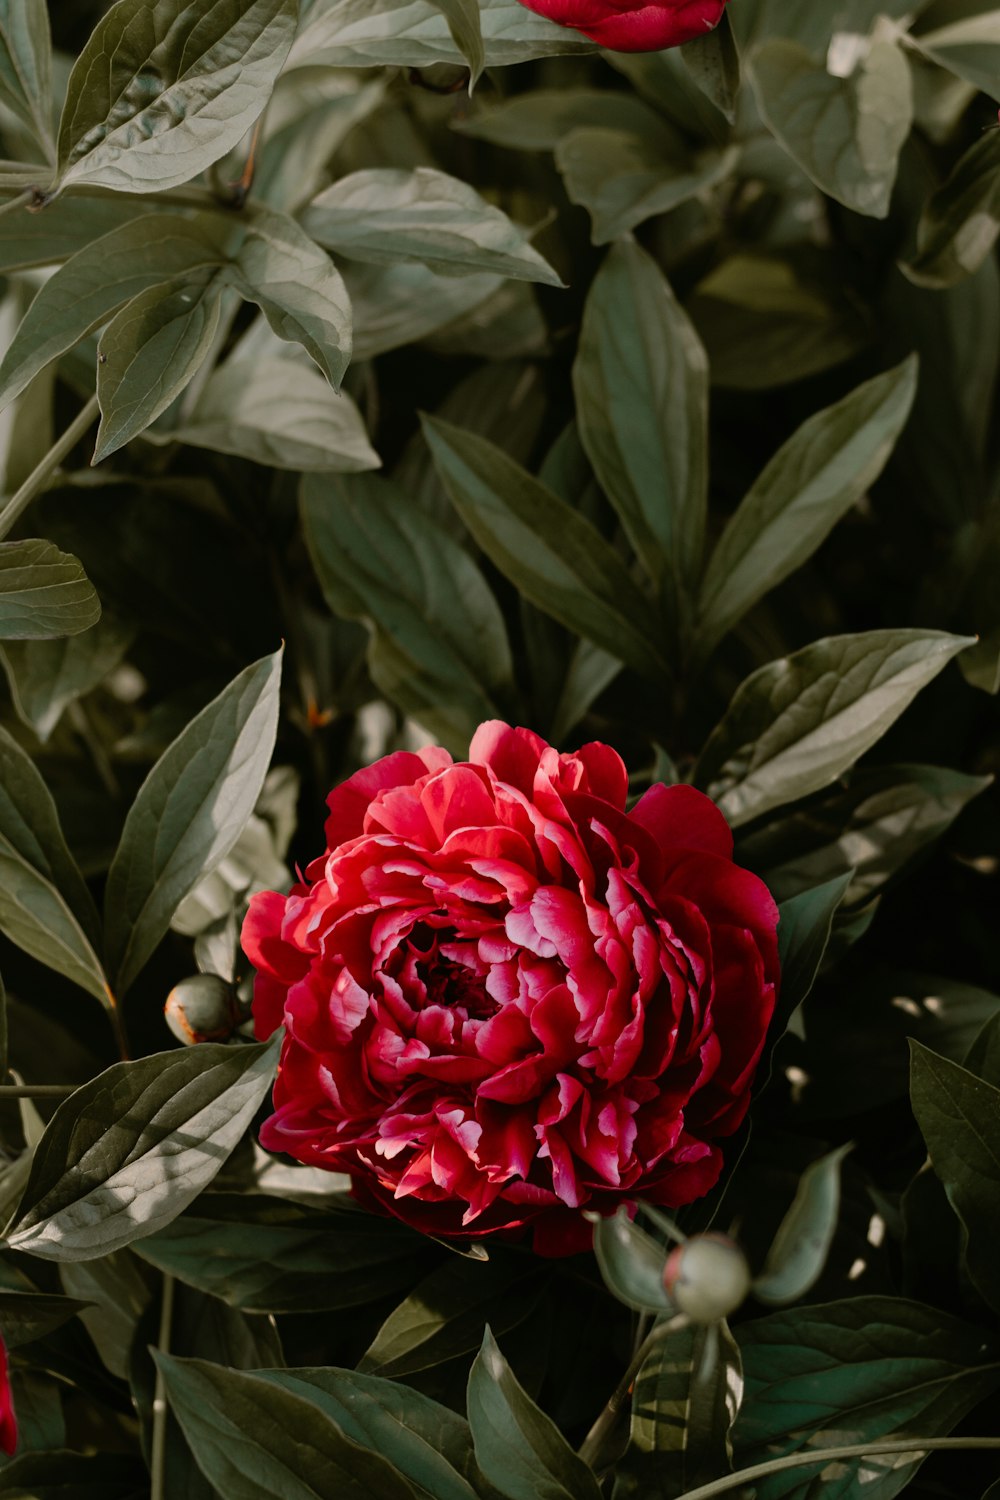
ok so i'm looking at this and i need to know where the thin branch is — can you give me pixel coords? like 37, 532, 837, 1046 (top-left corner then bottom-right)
0, 1085, 77, 1099
0, 393, 100, 542
150, 1274, 175, 1500
678, 1437, 1000, 1500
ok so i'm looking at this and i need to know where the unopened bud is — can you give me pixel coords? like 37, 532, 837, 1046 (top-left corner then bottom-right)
165, 974, 240, 1046
662, 1232, 751, 1323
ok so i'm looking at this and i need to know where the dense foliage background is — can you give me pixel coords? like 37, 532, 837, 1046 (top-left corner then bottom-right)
0, 0, 999, 1495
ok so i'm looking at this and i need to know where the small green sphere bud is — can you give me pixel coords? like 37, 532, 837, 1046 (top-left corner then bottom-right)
662, 1232, 751, 1323
165, 974, 239, 1046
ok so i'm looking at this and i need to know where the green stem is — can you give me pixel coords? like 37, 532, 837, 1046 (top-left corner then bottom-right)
0, 393, 100, 542
0, 189, 35, 220
678, 1437, 1000, 1500
578, 1318, 680, 1469
0, 1085, 76, 1099
150, 1274, 175, 1500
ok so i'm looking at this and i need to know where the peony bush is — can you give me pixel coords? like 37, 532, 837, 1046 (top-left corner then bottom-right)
0, 0, 997, 1497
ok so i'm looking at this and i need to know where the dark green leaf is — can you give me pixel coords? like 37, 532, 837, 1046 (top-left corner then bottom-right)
773, 871, 855, 1038
964, 1011, 1000, 1089
573, 238, 708, 622
422, 416, 668, 681
697, 358, 917, 654
303, 168, 562, 284
695, 631, 972, 827
302, 469, 512, 747
0, 0, 54, 160
905, 131, 1000, 289
104, 648, 282, 996
454, 89, 669, 151
735, 1297, 1000, 1499
0, 538, 101, 640
0, 614, 133, 742
0, 723, 106, 1002
135, 1193, 425, 1314
614, 1320, 742, 1500
910, 1040, 1000, 1315
56, 0, 299, 193
468, 1327, 601, 1500
681, 11, 740, 122
156, 1353, 418, 1499
7, 1035, 280, 1260
753, 1146, 851, 1305
60, 1248, 154, 1377
360, 1253, 545, 1379
0, 1290, 91, 1349
750, 36, 912, 218
254, 1366, 480, 1500
913, 12, 1000, 103
592, 1208, 674, 1316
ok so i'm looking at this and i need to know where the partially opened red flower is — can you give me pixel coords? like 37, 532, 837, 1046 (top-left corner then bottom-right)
516, 0, 728, 53
0, 1336, 17, 1456
245, 723, 779, 1255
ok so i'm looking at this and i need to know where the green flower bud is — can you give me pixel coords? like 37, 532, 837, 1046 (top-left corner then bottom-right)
662, 1232, 751, 1323
165, 974, 240, 1046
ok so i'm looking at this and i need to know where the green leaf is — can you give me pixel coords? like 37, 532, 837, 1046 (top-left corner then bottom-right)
94, 276, 225, 462
60, 1248, 154, 1378
6, 1035, 280, 1260
910, 1040, 1000, 1315
454, 89, 670, 151
554, 128, 736, 246
573, 238, 708, 627
771, 871, 854, 1043
695, 631, 972, 827
232, 206, 353, 389
750, 35, 913, 218
254, 1367, 481, 1500
964, 1010, 1000, 1089
0, 613, 133, 742
302, 470, 512, 747
136, 1193, 424, 1313
0, 1289, 91, 1349
0, 215, 228, 412
156, 1354, 419, 1499
753, 1145, 852, 1305
592, 1208, 674, 1316
697, 358, 917, 655
614, 1321, 743, 1500
681, 10, 740, 122
913, 11, 1000, 103
0, 192, 147, 275
103, 648, 282, 996
904, 130, 1000, 290
360, 1253, 545, 1379
0, 538, 101, 640
0, 0, 54, 160
427, 0, 484, 84
468, 1327, 601, 1500
347, 261, 502, 361
303, 168, 563, 285
735, 1296, 1000, 1499
56, 0, 299, 194
422, 416, 668, 682
155, 356, 379, 472
0, 724, 107, 1003
739, 763, 992, 905
287, 0, 591, 71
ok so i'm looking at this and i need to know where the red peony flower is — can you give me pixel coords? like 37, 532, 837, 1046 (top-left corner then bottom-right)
515, 0, 727, 54
244, 723, 779, 1256
0, 1336, 17, 1456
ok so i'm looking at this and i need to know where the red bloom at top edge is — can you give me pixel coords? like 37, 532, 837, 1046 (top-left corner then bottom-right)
515, 0, 728, 54
244, 723, 779, 1256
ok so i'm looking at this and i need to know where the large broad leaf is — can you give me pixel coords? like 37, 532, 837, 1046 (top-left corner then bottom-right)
155, 356, 379, 472
1, 613, 133, 742
735, 1297, 1000, 1500
422, 416, 669, 682
913, 11, 1000, 103
155, 1354, 418, 1500
695, 631, 971, 827
573, 238, 708, 632
94, 276, 226, 462
697, 358, 917, 655
910, 1041, 1000, 1315
0, 538, 100, 640
55, 0, 299, 194
0, 215, 228, 412
345, 260, 501, 361
905, 130, 1000, 290
61, 1249, 154, 1378
0, 193, 148, 275
303, 168, 562, 285
360, 1253, 545, 1379
614, 1321, 743, 1500
254, 1367, 481, 1500
6, 1035, 280, 1260
468, 1328, 602, 1500
103, 648, 282, 997
749, 36, 912, 218
136, 1193, 425, 1313
753, 1146, 851, 1305
0, 0, 54, 160
554, 128, 736, 246
302, 470, 513, 747
739, 763, 992, 905
287, 0, 591, 71
0, 724, 107, 1003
